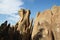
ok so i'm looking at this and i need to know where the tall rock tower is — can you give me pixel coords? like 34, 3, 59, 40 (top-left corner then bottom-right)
17, 9, 31, 34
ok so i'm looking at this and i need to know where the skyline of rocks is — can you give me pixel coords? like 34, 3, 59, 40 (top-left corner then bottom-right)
0, 6, 60, 40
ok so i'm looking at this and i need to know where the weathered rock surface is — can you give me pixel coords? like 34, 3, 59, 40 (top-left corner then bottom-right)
32, 6, 60, 40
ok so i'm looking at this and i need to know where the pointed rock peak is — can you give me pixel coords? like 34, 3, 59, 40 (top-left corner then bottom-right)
18, 9, 25, 19
36, 12, 40, 17
4, 20, 7, 24
26, 9, 31, 14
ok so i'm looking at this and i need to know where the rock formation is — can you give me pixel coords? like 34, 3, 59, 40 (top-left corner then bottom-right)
32, 6, 60, 40
17, 9, 31, 33
32, 11, 53, 40
0, 6, 60, 40
17, 9, 32, 40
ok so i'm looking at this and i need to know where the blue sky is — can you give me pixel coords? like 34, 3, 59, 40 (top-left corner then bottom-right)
0, 0, 60, 25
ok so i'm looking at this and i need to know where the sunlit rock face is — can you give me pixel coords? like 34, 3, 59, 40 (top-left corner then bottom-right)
32, 11, 53, 40
17, 9, 31, 33
51, 6, 60, 40
17, 9, 32, 40
32, 6, 60, 40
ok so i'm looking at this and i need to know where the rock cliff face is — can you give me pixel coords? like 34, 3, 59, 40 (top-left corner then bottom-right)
0, 6, 60, 40
32, 6, 60, 40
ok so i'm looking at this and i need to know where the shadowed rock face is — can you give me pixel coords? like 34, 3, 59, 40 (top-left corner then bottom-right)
0, 6, 60, 40
0, 21, 22, 40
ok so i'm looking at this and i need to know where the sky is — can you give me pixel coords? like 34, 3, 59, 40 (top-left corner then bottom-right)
0, 0, 60, 25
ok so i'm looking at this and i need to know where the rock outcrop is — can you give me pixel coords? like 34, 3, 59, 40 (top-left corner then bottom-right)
32, 6, 60, 40
17, 9, 31, 33
17, 9, 33, 40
